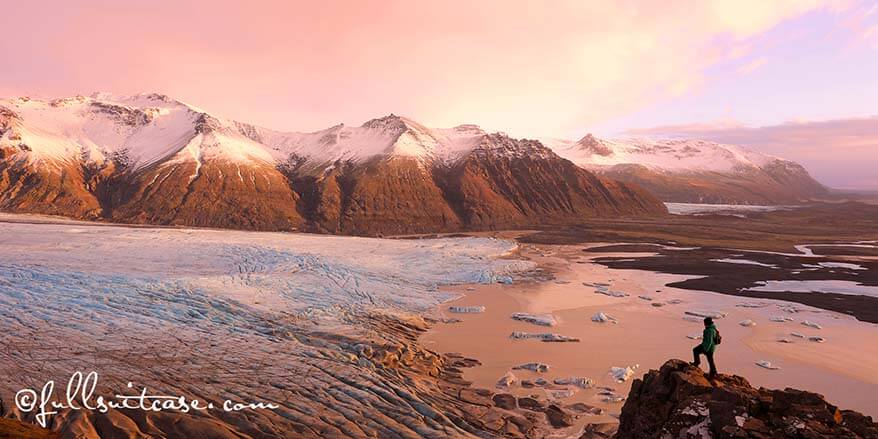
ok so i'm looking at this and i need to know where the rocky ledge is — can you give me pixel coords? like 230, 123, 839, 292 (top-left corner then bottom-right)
617, 359, 878, 439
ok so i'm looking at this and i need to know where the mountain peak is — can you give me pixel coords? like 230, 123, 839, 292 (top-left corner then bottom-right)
574, 133, 614, 156
361, 114, 408, 130
576, 133, 597, 144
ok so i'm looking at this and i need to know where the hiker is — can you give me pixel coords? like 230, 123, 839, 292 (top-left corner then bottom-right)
691, 317, 720, 378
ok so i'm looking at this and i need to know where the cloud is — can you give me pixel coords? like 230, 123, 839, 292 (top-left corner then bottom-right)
625, 116, 878, 190
0, 0, 846, 137
736, 57, 769, 75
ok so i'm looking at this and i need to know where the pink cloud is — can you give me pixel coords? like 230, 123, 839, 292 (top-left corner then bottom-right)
0, 0, 845, 138
736, 57, 769, 75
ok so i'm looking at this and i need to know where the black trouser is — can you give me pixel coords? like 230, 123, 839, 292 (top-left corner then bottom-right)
693, 345, 717, 376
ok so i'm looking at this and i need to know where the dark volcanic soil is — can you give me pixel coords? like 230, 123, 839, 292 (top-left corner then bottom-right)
519, 203, 878, 323
518, 202, 878, 253
586, 245, 878, 323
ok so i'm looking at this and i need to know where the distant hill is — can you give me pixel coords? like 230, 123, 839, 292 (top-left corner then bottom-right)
543, 134, 828, 204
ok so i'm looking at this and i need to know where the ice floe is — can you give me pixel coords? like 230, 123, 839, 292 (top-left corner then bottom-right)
769, 316, 795, 322
595, 289, 630, 298
591, 312, 618, 324
509, 332, 580, 342
685, 310, 728, 319
553, 377, 594, 389
809, 336, 826, 343
549, 389, 577, 399
739, 319, 756, 327
448, 305, 485, 313
802, 320, 822, 329
597, 388, 627, 402
602, 394, 626, 403
755, 360, 781, 370
737, 302, 770, 308
514, 362, 550, 373
610, 365, 638, 382
521, 377, 548, 388
511, 312, 558, 327
497, 371, 517, 388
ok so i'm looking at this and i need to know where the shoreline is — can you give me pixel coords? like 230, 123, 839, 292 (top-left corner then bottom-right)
421, 242, 878, 426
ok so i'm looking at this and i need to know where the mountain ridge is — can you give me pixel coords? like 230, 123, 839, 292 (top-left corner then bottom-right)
544, 135, 828, 204
0, 93, 666, 234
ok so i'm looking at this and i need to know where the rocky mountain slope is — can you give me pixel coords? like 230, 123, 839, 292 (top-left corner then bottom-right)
617, 359, 878, 438
0, 94, 664, 234
544, 135, 828, 204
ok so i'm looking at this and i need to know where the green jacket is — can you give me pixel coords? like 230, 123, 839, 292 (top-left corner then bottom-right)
701, 324, 718, 353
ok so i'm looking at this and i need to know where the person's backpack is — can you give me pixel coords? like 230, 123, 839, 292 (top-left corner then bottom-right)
715, 329, 722, 345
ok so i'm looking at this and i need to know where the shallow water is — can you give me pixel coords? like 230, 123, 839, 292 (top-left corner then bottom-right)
423, 244, 878, 421
750, 279, 878, 298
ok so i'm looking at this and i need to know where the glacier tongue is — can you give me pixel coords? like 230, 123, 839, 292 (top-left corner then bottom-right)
0, 216, 537, 436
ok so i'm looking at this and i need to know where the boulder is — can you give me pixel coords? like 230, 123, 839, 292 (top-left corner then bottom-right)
518, 397, 547, 412
492, 393, 518, 410
578, 422, 618, 438
545, 404, 575, 428
567, 402, 603, 415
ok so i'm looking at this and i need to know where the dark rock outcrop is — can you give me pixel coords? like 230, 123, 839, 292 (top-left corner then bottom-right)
617, 359, 878, 439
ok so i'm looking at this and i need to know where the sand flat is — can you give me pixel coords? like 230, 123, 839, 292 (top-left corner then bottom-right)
421, 243, 878, 422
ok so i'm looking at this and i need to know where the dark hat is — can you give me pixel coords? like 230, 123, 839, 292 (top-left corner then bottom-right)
704, 317, 714, 325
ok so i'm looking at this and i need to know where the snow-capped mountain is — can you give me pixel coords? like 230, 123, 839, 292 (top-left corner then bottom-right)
543, 134, 827, 204
0, 94, 665, 233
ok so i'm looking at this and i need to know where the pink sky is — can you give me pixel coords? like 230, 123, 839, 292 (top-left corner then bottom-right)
1, 0, 876, 189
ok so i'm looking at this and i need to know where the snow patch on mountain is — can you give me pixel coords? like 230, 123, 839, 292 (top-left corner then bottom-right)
544, 135, 783, 174
247, 115, 486, 165
2, 93, 803, 180
0, 93, 275, 170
